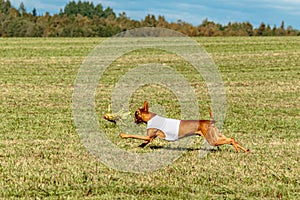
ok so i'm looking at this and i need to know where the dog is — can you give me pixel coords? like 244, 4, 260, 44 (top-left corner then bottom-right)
120, 101, 249, 152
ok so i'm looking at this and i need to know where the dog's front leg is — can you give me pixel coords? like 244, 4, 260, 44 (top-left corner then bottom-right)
119, 133, 152, 141
120, 129, 158, 147
138, 129, 159, 147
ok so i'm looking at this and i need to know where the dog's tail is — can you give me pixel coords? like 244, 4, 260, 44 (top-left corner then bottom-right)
209, 108, 215, 124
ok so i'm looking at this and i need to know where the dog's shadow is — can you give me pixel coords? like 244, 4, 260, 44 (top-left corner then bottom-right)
148, 145, 219, 152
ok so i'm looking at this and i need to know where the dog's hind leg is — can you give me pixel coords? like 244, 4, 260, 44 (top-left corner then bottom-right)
214, 136, 250, 153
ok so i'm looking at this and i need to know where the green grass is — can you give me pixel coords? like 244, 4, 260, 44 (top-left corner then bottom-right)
0, 37, 299, 199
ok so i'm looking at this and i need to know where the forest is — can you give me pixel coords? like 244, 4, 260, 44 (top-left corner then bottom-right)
0, 0, 299, 37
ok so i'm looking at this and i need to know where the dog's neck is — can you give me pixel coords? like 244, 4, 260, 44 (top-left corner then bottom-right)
142, 112, 157, 123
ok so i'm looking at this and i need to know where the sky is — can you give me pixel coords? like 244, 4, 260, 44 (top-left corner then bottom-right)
10, 0, 300, 29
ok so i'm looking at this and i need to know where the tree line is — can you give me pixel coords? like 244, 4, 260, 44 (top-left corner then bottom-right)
0, 0, 299, 37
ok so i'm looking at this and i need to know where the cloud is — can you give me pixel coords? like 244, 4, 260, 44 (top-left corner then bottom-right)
10, 0, 65, 13
93, 0, 119, 8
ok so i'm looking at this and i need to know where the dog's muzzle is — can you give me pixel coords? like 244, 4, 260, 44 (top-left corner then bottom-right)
134, 118, 142, 124
134, 111, 143, 124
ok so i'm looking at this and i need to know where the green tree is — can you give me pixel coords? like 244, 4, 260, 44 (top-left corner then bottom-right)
94, 4, 103, 17
103, 7, 115, 18
18, 2, 26, 16
157, 15, 169, 28
280, 20, 285, 30
0, 0, 12, 14
32, 8, 37, 17
62, 1, 115, 19
256, 22, 266, 36
277, 20, 287, 36
64, 0, 77, 16
142, 14, 157, 27
244, 21, 254, 36
198, 19, 222, 36
0, 0, 299, 37
116, 12, 140, 31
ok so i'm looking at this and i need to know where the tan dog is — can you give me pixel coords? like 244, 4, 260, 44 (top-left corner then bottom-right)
120, 101, 249, 152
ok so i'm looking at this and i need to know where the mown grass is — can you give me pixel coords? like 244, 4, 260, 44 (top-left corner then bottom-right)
0, 37, 299, 199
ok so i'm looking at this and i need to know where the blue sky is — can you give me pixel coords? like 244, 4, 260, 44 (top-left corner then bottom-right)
10, 0, 300, 29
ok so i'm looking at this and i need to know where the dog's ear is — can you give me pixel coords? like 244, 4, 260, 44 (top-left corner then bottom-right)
143, 101, 148, 112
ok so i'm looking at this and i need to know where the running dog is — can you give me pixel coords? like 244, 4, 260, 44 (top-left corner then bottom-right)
120, 101, 249, 152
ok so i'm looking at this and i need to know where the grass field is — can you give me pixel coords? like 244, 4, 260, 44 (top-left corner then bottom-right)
0, 36, 299, 199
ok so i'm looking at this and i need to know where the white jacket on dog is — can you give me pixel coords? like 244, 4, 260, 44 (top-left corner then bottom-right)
147, 115, 180, 141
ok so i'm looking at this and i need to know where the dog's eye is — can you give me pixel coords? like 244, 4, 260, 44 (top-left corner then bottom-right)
135, 110, 141, 116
